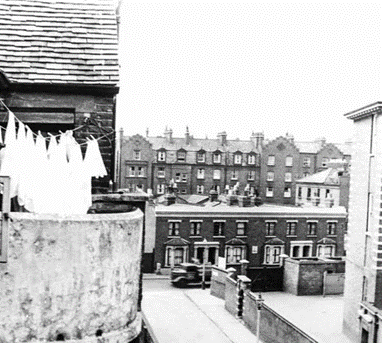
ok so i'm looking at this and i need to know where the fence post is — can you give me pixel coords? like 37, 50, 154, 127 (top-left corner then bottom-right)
323, 270, 327, 297
237, 275, 251, 319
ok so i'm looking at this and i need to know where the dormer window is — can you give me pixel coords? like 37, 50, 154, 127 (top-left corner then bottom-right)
213, 152, 221, 164
177, 150, 186, 162
248, 154, 256, 165
234, 153, 242, 165
197, 151, 206, 163
158, 150, 166, 162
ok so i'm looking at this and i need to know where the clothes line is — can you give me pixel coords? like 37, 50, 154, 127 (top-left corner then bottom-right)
0, 109, 108, 215
0, 99, 115, 144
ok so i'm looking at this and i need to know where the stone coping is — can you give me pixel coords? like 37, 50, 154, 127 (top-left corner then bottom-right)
8, 207, 143, 222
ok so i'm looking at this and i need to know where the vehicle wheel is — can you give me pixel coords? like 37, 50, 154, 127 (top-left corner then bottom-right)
176, 279, 187, 288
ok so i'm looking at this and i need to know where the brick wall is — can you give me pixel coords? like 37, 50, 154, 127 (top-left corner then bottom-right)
283, 259, 300, 295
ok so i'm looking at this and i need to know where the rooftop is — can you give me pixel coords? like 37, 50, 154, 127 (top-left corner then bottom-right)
155, 202, 347, 217
0, 0, 119, 85
296, 168, 341, 185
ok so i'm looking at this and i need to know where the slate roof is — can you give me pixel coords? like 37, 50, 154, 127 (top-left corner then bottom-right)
294, 141, 352, 155
164, 238, 190, 246
296, 168, 340, 185
147, 136, 259, 154
0, 0, 119, 85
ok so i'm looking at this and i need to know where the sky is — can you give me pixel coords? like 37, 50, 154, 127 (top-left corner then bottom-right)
116, 2, 381, 143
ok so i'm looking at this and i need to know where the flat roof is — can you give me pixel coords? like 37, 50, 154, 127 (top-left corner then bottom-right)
156, 202, 347, 218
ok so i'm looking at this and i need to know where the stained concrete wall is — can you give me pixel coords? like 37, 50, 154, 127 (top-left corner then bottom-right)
0, 210, 143, 343
224, 276, 237, 316
210, 266, 228, 299
243, 292, 318, 343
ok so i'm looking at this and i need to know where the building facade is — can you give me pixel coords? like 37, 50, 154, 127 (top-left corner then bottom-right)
0, 0, 119, 193
342, 102, 382, 343
295, 162, 350, 209
259, 135, 351, 205
154, 198, 347, 271
119, 129, 351, 204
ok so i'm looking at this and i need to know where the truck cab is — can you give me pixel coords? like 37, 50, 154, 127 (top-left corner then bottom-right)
171, 263, 212, 287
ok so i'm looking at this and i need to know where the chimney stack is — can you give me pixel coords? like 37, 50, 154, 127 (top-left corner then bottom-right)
285, 132, 294, 144
251, 132, 264, 148
164, 127, 173, 143
185, 126, 190, 145
209, 189, 218, 202
217, 131, 227, 146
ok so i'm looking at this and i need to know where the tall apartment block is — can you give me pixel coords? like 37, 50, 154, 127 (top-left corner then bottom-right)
342, 102, 382, 343
117, 128, 351, 204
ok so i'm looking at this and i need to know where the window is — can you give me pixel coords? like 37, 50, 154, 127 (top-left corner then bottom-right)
322, 157, 329, 167
303, 157, 311, 167
129, 166, 135, 177
175, 172, 181, 183
213, 153, 221, 164
231, 170, 238, 180
134, 150, 141, 160
157, 184, 165, 194
327, 222, 337, 235
267, 171, 274, 181
177, 151, 186, 162
157, 167, 165, 178
298, 187, 302, 199
285, 156, 293, 167
213, 221, 225, 236
290, 242, 313, 257
197, 152, 206, 163
266, 187, 273, 197
285, 172, 292, 182
286, 221, 297, 236
234, 154, 242, 164
264, 246, 283, 265
168, 221, 180, 236
137, 167, 144, 177
196, 185, 204, 194
158, 151, 166, 162
307, 222, 317, 235
165, 246, 188, 267
248, 170, 255, 181
197, 168, 205, 179
268, 155, 275, 166
307, 188, 311, 201
248, 154, 256, 165
181, 173, 187, 182
213, 169, 221, 180
317, 245, 335, 258
236, 221, 247, 236
226, 246, 246, 264
284, 187, 291, 198
265, 221, 276, 236
190, 221, 202, 236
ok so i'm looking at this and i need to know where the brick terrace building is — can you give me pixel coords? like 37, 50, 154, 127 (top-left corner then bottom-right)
342, 102, 382, 343
260, 135, 351, 205
154, 198, 347, 270
119, 129, 351, 203
118, 128, 263, 196
0, 0, 119, 192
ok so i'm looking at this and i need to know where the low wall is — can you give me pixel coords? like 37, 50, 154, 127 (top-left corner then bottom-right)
243, 292, 318, 343
210, 266, 228, 299
224, 276, 237, 316
284, 258, 345, 296
224, 275, 318, 343
324, 272, 345, 295
0, 210, 143, 343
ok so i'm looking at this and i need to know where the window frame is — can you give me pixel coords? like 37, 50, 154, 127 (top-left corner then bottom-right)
213, 152, 221, 164
266, 186, 273, 197
285, 172, 292, 182
157, 167, 165, 178
190, 220, 202, 236
196, 184, 204, 194
129, 166, 136, 177
234, 153, 242, 165
236, 221, 248, 237
158, 151, 166, 162
157, 184, 165, 194
248, 154, 256, 165
197, 151, 206, 163
327, 221, 337, 236
284, 187, 291, 198
307, 221, 318, 236
197, 168, 205, 179
231, 169, 238, 180
265, 221, 277, 236
248, 170, 255, 181
286, 221, 297, 236
133, 150, 141, 161
303, 157, 311, 167
213, 169, 221, 180
168, 221, 181, 236
285, 156, 293, 167
263, 245, 284, 265
267, 171, 274, 181
226, 245, 246, 264
290, 241, 313, 258
317, 244, 336, 258
213, 220, 226, 237
267, 155, 275, 166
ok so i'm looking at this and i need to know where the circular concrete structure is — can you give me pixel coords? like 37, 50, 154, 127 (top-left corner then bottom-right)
0, 210, 143, 342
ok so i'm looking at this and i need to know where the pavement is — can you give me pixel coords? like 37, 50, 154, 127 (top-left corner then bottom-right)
142, 277, 261, 343
261, 292, 353, 343
142, 275, 353, 343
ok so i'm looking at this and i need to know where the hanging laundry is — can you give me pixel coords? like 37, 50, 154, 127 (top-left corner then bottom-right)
0, 110, 109, 215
